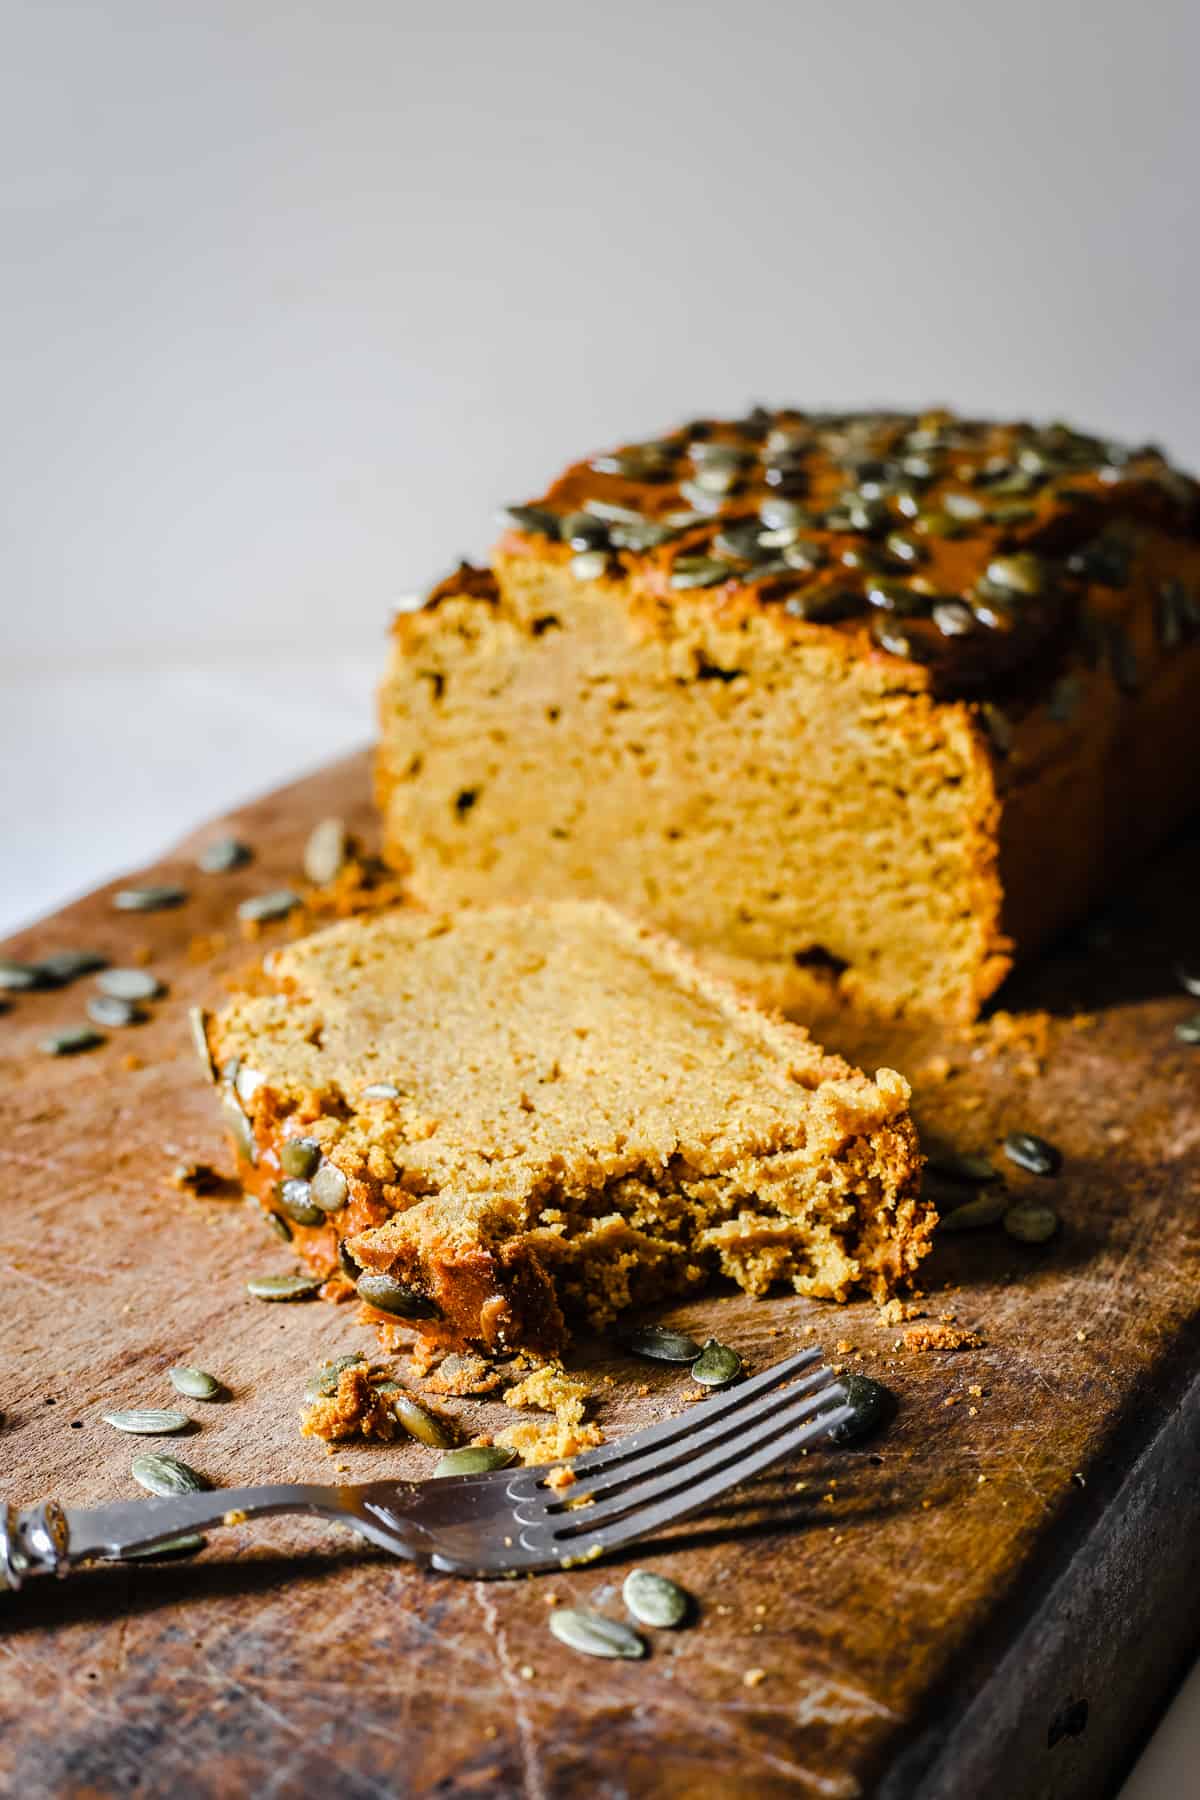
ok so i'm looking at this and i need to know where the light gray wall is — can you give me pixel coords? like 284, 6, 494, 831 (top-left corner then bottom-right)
4, 0, 1198, 663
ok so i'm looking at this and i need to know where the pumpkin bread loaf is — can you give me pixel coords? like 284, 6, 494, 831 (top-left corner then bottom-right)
376, 409, 1200, 1021
203, 901, 928, 1357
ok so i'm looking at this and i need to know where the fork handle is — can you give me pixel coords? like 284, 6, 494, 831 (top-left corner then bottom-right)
2, 1485, 370, 1589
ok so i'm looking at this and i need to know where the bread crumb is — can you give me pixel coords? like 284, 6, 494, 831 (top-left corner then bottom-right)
743, 1668, 767, 1688
545, 1465, 576, 1491
904, 1322, 983, 1353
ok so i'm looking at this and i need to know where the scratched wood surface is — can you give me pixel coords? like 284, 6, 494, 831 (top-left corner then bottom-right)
1, 751, 1198, 1800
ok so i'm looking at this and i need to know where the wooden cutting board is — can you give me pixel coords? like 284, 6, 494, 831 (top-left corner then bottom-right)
2, 750, 1198, 1800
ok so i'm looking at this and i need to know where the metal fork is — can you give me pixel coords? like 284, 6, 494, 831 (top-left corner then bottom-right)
2, 1348, 851, 1587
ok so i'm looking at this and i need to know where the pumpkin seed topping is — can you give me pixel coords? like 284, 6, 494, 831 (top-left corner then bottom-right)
168, 1366, 223, 1401
583, 498, 648, 526
198, 837, 252, 873
304, 817, 348, 886
277, 1178, 325, 1227
87, 995, 141, 1029
433, 1445, 516, 1478
670, 556, 734, 591
827, 1374, 893, 1443
101, 1409, 191, 1436
114, 885, 187, 912
131, 1452, 210, 1496
623, 1324, 702, 1363
1003, 1131, 1062, 1177
1003, 1200, 1059, 1244
390, 1392, 456, 1448
37, 949, 109, 985
97, 967, 163, 1001
268, 1212, 293, 1242
338, 1239, 361, 1278
356, 1272, 439, 1318
571, 550, 609, 581
188, 1007, 217, 1083
0, 959, 47, 991
932, 599, 976, 637
237, 889, 300, 925
550, 1608, 646, 1660
311, 1162, 350, 1212
246, 1273, 321, 1301
622, 1568, 690, 1629
40, 1026, 104, 1056
280, 1137, 322, 1180
691, 1339, 742, 1387
985, 553, 1046, 596
560, 511, 609, 550
1174, 1014, 1200, 1045
498, 503, 559, 536
937, 1190, 1009, 1231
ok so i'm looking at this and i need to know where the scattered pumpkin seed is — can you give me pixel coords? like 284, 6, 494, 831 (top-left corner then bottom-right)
937, 1190, 1009, 1231
932, 599, 975, 637
87, 994, 142, 1029
1003, 1131, 1062, 1177
670, 556, 734, 590
197, 837, 252, 873
623, 1325, 702, 1363
941, 492, 986, 521
122, 1534, 206, 1560
39, 1026, 104, 1056
37, 949, 109, 985
1003, 1200, 1059, 1244
356, 1272, 438, 1318
570, 550, 609, 581
498, 503, 559, 536
311, 1162, 349, 1212
168, 1366, 223, 1401
549, 1608, 646, 1660
826, 1374, 893, 1443
0, 959, 46, 991
276, 1178, 325, 1227
303, 817, 347, 886
985, 553, 1045, 597
559, 510, 609, 550
101, 1409, 191, 1436
237, 889, 300, 924
433, 1445, 516, 1477
691, 1339, 741, 1387
188, 1006, 216, 1082
114, 885, 187, 912
1174, 1014, 1200, 1045
622, 1568, 689, 1628
131, 1452, 210, 1496
246, 1273, 321, 1301
267, 1211, 293, 1242
280, 1137, 322, 1179
221, 1089, 257, 1164
926, 1144, 999, 1184
97, 967, 163, 1001
390, 1392, 456, 1448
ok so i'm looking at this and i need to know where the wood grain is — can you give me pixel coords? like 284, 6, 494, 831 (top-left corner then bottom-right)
1, 751, 1198, 1800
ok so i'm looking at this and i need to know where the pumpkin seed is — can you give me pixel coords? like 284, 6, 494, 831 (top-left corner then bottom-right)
356, 1272, 438, 1318
362, 1082, 401, 1099
304, 1353, 366, 1401
114, 885, 187, 912
268, 1211, 293, 1242
87, 994, 141, 1029
937, 1190, 1008, 1231
583, 498, 648, 526
168, 1366, 223, 1401
932, 599, 975, 637
623, 1324, 702, 1363
1003, 1131, 1062, 1177
188, 1007, 217, 1083
871, 618, 925, 659
549, 1608, 646, 1660
1048, 675, 1084, 723
498, 503, 559, 536
785, 589, 863, 624
338, 1239, 361, 1278
237, 889, 300, 924
941, 492, 986, 521
1174, 1014, 1200, 1045
622, 1569, 689, 1628
311, 1162, 349, 1212
884, 532, 923, 565
37, 949, 109, 985
714, 520, 771, 562
390, 1392, 456, 1448
985, 553, 1045, 597
280, 1137, 322, 1179
560, 511, 609, 550
670, 557, 734, 590
101, 1409, 191, 1436
926, 1143, 999, 1183
571, 550, 609, 581
980, 704, 1013, 755
1003, 1200, 1059, 1244
433, 1445, 516, 1477
677, 481, 727, 516
865, 578, 925, 616
827, 1373, 893, 1443
781, 538, 827, 573
131, 1453, 210, 1496
0, 959, 47, 991
39, 1026, 104, 1056
691, 1339, 741, 1387
609, 519, 676, 551
303, 817, 347, 886
198, 837, 252, 872
1175, 961, 1200, 998
246, 1273, 321, 1301
97, 967, 163, 1001
758, 497, 812, 531
692, 464, 739, 495
221, 1089, 257, 1164
276, 1179, 324, 1226
122, 1534, 207, 1560
690, 440, 753, 469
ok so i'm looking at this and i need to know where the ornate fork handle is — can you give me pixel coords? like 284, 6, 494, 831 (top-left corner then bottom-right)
1, 1483, 431, 1589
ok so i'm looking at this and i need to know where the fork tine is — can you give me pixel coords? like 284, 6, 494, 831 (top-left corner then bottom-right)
566, 1346, 824, 1476
559, 1388, 855, 1557
556, 1360, 837, 1505
540, 1377, 846, 1532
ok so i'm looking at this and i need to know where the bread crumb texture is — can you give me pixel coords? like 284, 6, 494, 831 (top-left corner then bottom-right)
211, 900, 930, 1356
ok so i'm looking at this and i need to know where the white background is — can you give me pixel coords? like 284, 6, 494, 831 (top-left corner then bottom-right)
2, 4, 1198, 1790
